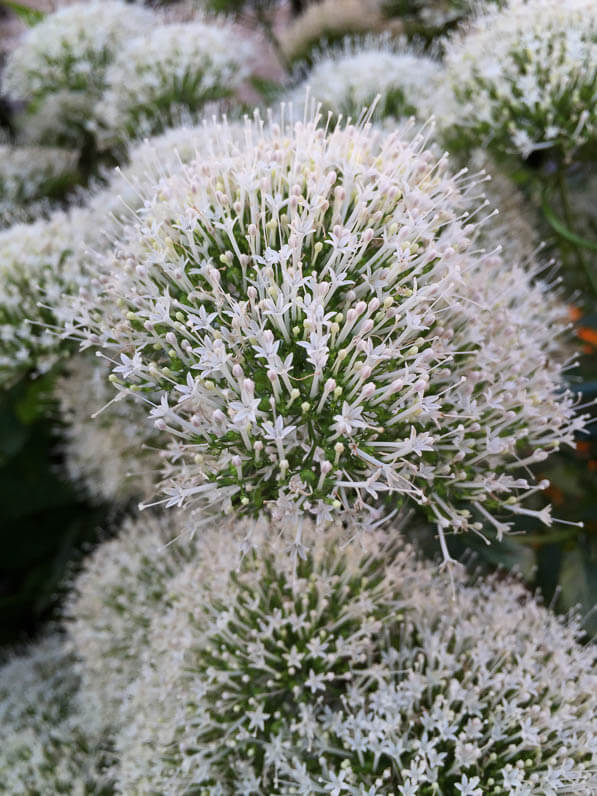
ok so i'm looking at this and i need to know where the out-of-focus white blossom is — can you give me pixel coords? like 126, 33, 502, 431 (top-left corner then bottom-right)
112, 517, 597, 794
441, 0, 597, 162
471, 153, 540, 262
0, 634, 108, 795
96, 20, 254, 145
0, 207, 93, 385
66, 512, 198, 735
0, 144, 78, 224
68, 112, 585, 561
54, 354, 162, 503
2, 0, 154, 147
290, 37, 440, 121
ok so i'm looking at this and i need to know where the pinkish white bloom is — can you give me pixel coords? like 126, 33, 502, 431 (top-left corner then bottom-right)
104, 516, 597, 794
66, 511, 199, 735
68, 111, 586, 562
0, 207, 93, 386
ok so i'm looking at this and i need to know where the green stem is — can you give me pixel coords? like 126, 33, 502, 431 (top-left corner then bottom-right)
556, 168, 597, 298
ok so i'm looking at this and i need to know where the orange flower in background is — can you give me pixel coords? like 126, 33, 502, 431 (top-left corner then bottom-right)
576, 440, 592, 456
577, 326, 597, 348
568, 305, 597, 352
569, 305, 583, 322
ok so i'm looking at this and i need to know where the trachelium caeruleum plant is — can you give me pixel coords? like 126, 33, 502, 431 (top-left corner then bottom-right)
66, 513, 597, 794
96, 18, 254, 146
289, 36, 440, 122
440, 0, 597, 165
1, 1, 154, 150
66, 109, 588, 564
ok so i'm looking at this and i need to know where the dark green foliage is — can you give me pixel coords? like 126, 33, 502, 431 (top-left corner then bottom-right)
0, 374, 110, 646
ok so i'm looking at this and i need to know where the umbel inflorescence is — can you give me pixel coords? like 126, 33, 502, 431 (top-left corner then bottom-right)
1, 0, 153, 148
0, 634, 107, 795
84, 516, 597, 795
291, 37, 440, 122
66, 512, 198, 734
0, 207, 92, 386
71, 112, 585, 560
441, 0, 597, 161
97, 19, 254, 145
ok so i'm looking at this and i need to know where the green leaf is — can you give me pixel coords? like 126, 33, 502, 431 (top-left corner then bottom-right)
249, 75, 283, 104
542, 195, 597, 252
559, 543, 597, 635
1, 0, 45, 25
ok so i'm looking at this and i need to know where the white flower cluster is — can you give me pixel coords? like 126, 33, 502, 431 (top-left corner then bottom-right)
72, 515, 596, 795
0, 122, 240, 388
291, 38, 440, 121
97, 20, 254, 144
2, 0, 153, 148
0, 634, 107, 795
0, 207, 93, 386
54, 354, 162, 503
72, 113, 584, 560
66, 512, 198, 734
441, 0, 597, 161
0, 144, 77, 223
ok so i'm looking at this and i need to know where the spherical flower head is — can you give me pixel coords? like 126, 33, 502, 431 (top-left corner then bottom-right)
0, 634, 108, 794
441, 0, 597, 162
291, 36, 441, 122
2, 0, 154, 147
66, 511, 198, 734
77, 112, 585, 559
0, 207, 92, 386
114, 517, 597, 794
0, 144, 78, 224
96, 20, 254, 146
54, 354, 163, 503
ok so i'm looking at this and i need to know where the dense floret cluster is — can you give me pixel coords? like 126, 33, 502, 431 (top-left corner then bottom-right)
54, 354, 161, 503
0, 4, 595, 796
1, 0, 153, 147
0, 144, 77, 223
66, 513, 197, 733
97, 20, 253, 144
71, 114, 584, 560
90, 517, 597, 795
441, 0, 597, 161
0, 634, 107, 795
292, 38, 440, 121
0, 207, 91, 385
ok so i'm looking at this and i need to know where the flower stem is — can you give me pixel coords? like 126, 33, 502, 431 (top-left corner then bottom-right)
556, 168, 597, 298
